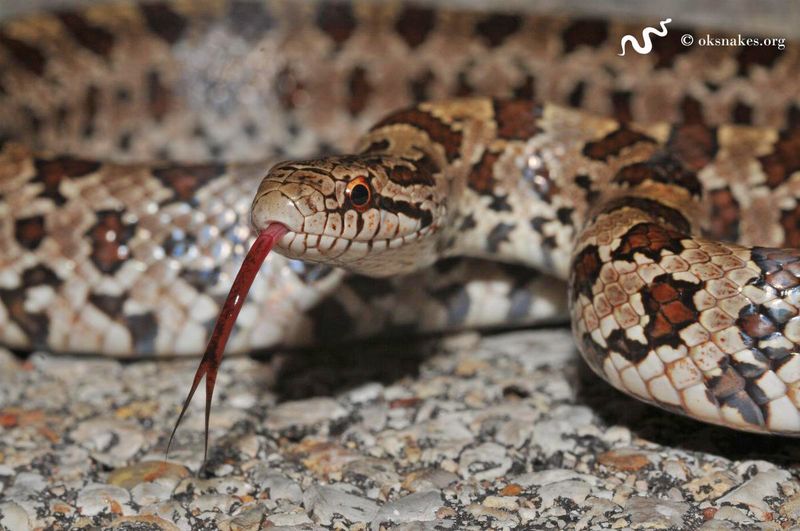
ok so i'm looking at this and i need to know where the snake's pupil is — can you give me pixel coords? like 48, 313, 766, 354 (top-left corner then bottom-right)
351, 184, 370, 205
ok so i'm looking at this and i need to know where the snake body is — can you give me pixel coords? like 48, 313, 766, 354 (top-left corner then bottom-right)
2, 1, 800, 434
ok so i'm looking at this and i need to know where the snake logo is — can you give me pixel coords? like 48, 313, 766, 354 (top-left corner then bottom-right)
618, 18, 672, 56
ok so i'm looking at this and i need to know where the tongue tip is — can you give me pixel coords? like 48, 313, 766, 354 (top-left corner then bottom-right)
170, 220, 288, 465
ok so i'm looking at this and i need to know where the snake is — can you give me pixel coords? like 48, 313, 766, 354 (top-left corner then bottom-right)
2, 1, 800, 439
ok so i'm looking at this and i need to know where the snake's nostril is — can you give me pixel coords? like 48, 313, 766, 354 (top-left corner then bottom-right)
251, 191, 304, 233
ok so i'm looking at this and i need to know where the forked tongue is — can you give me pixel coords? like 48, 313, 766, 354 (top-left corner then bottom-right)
166, 223, 288, 467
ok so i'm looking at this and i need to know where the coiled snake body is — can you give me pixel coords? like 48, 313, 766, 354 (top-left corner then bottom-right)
2, 1, 800, 435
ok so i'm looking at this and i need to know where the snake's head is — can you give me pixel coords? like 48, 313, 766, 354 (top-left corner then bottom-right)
251, 155, 446, 276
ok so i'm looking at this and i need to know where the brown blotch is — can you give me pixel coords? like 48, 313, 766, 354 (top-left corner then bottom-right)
468, 150, 500, 194
680, 95, 706, 125
152, 164, 225, 203
388, 163, 435, 187
667, 124, 718, 171
611, 91, 632, 123
0, 266, 62, 349
612, 152, 703, 196
14, 216, 46, 251
570, 245, 602, 300
86, 210, 136, 275
582, 127, 655, 161
561, 19, 608, 53
347, 66, 371, 116
410, 69, 435, 102
513, 74, 535, 99
394, 6, 435, 49
737, 44, 781, 76
651, 26, 692, 69
732, 101, 753, 125
83, 85, 100, 137
0, 33, 46, 76
33, 157, 101, 205
707, 187, 740, 242
613, 222, 686, 261
601, 198, 691, 235
316, 2, 356, 45
758, 128, 800, 188
58, 12, 114, 57
494, 100, 541, 140
147, 71, 171, 122
475, 14, 522, 48
373, 107, 463, 162
140, 3, 187, 44
642, 277, 701, 346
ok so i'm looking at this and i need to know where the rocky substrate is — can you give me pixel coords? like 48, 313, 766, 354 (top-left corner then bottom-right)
1, 329, 799, 529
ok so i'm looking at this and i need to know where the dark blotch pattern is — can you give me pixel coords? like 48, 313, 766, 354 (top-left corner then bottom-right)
612, 222, 686, 262
85, 210, 136, 275
583, 127, 655, 161
374, 108, 463, 162
486, 223, 515, 253
494, 100, 542, 140
32, 157, 101, 205
14, 216, 46, 251
614, 152, 702, 198
394, 6, 435, 49
152, 163, 225, 203
641, 276, 701, 349
316, 2, 356, 45
601, 198, 691, 234
140, 3, 187, 44
227, 1, 275, 42
667, 124, 718, 171
475, 14, 522, 48
0, 265, 61, 349
707, 187, 740, 243
467, 149, 500, 194
561, 19, 608, 53
347, 66, 371, 116
758, 128, 800, 189
570, 245, 602, 300
58, 12, 114, 57
0, 33, 46, 76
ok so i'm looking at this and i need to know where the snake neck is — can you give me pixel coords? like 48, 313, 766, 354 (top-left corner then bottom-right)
359, 99, 712, 281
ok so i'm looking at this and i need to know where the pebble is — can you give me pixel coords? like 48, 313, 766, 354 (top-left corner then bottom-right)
3, 328, 799, 528
373, 491, 443, 524
0, 502, 31, 531
303, 484, 379, 524
624, 496, 689, 529
718, 469, 792, 515
458, 442, 511, 480
75, 484, 132, 517
252, 471, 303, 503
107, 460, 190, 490
264, 398, 347, 432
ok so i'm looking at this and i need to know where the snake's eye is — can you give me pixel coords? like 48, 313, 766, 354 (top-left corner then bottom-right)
346, 176, 372, 212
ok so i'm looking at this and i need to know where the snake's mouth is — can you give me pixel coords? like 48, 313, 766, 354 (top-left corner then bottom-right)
258, 224, 433, 267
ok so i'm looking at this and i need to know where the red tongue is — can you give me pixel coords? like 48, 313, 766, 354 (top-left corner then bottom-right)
166, 223, 288, 465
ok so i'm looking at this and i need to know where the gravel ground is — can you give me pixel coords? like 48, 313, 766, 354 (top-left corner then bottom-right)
1, 328, 800, 529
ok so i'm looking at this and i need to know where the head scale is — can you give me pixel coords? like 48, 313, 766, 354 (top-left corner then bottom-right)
251, 155, 446, 276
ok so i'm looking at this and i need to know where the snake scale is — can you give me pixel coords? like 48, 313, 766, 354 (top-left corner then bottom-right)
2, 1, 800, 437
